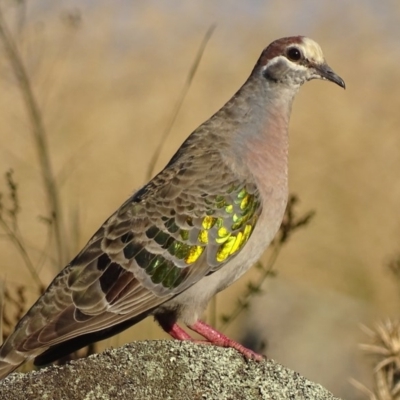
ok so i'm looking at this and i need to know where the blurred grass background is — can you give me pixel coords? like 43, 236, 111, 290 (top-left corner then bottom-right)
1, 0, 400, 398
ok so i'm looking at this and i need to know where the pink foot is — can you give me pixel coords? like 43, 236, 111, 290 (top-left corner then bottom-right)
157, 316, 264, 361
189, 320, 265, 361
158, 319, 192, 340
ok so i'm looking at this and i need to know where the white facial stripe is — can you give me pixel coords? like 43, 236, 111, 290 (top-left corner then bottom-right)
299, 37, 325, 63
263, 55, 308, 72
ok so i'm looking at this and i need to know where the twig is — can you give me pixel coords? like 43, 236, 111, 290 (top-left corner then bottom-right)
0, 280, 4, 346
219, 243, 281, 332
146, 24, 216, 180
0, 170, 43, 288
219, 194, 315, 332
356, 320, 400, 400
0, 216, 43, 289
0, 5, 67, 268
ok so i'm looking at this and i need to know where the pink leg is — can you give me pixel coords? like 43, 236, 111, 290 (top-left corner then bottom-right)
188, 320, 265, 361
158, 319, 192, 340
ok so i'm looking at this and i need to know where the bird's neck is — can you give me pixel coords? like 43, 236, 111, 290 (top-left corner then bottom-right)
219, 76, 299, 186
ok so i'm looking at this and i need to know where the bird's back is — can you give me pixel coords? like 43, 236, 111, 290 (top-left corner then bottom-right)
0, 121, 263, 377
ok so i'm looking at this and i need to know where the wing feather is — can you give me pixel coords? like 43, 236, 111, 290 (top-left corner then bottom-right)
1, 146, 262, 364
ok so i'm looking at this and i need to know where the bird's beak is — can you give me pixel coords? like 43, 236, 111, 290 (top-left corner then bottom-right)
315, 63, 345, 89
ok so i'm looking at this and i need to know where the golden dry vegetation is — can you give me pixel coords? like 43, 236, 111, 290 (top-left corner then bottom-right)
1, 1, 400, 398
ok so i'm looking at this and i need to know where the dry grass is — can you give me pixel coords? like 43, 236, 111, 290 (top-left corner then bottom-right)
352, 320, 400, 400
0, 1, 400, 398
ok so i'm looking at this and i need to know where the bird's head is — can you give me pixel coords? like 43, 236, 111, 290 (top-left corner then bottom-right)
256, 36, 345, 89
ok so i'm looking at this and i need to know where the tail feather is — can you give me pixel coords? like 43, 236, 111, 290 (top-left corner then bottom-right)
0, 354, 25, 380
35, 312, 148, 366
0, 361, 19, 380
0, 311, 151, 379
0, 339, 35, 380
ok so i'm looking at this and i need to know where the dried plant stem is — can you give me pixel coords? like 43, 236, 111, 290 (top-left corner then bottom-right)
219, 194, 315, 332
0, 280, 3, 346
219, 243, 282, 332
356, 320, 400, 400
146, 24, 216, 180
0, 7, 67, 268
0, 217, 42, 289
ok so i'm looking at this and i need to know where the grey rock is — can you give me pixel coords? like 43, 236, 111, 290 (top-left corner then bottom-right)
0, 340, 342, 400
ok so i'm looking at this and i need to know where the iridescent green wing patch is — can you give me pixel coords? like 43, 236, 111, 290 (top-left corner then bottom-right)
117, 183, 261, 293
203, 185, 261, 265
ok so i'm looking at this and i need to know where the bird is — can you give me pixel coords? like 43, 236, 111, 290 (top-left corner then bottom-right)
0, 36, 345, 380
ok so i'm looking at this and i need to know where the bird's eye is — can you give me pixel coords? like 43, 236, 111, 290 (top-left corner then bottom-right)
287, 47, 302, 62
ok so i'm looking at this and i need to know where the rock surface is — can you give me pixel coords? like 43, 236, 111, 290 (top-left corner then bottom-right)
0, 340, 342, 400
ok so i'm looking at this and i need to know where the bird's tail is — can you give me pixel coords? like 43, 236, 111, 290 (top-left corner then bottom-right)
0, 359, 22, 380
0, 340, 30, 380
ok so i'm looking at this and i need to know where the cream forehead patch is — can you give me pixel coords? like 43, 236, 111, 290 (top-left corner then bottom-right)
300, 37, 325, 63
